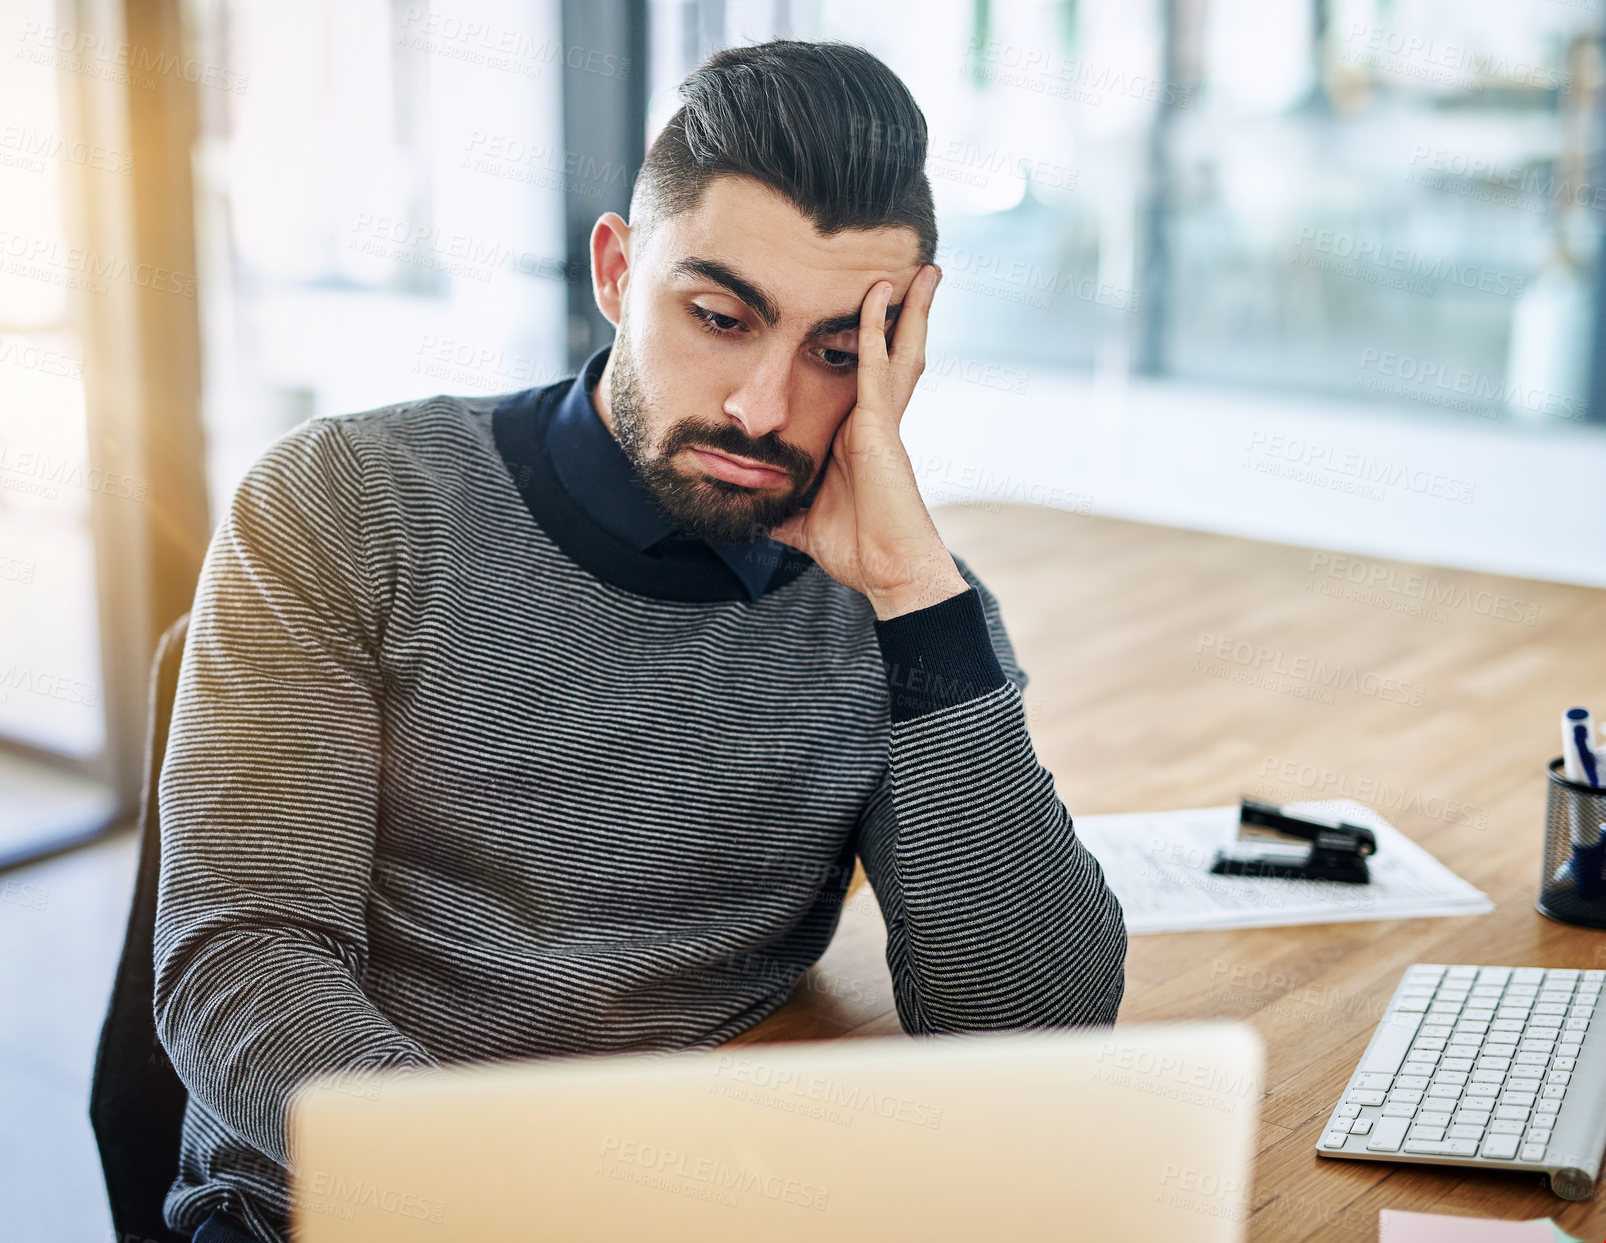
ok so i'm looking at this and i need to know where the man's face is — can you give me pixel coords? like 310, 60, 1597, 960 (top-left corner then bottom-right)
593, 175, 924, 544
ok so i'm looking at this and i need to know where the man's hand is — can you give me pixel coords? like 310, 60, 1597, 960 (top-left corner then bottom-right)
769, 264, 970, 621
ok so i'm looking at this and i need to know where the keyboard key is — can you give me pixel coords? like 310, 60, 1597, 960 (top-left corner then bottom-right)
1494, 1106, 1531, 1121
1448, 1124, 1485, 1140
1520, 1143, 1546, 1161
1482, 1135, 1520, 1159
1408, 1125, 1446, 1142
1354, 1072, 1394, 1091
1534, 1003, 1569, 1015
1503, 1092, 1538, 1108
1546, 1071, 1571, 1086
1367, 1118, 1411, 1152
1395, 1075, 1430, 1089
1470, 1070, 1505, 1084
1477, 967, 1512, 984
1389, 1090, 1425, 1105
1553, 1057, 1576, 1071
1350, 1118, 1373, 1135
1321, 1130, 1351, 1149
1404, 1139, 1478, 1155
1337, 1103, 1362, 1118
1514, 1052, 1549, 1066
1382, 1103, 1417, 1118
1489, 1120, 1526, 1135
1535, 1099, 1561, 1115
1416, 1110, 1452, 1127
1439, 1057, 1474, 1072
1541, 1085, 1566, 1100
1347, 1089, 1386, 1106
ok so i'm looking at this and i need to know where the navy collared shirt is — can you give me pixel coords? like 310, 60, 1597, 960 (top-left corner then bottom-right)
546, 345, 786, 602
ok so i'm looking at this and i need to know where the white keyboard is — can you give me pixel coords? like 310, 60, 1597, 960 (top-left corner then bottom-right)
1317, 964, 1606, 1200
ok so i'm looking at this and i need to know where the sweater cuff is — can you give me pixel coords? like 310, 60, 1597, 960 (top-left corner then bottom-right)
875, 586, 1008, 723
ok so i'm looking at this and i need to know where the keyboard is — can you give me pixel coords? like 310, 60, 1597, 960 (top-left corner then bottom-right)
1317, 964, 1606, 1200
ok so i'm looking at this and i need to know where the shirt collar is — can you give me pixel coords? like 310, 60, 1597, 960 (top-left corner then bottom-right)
545, 344, 785, 602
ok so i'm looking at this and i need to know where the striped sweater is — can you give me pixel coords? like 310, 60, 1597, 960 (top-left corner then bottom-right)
152, 370, 1128, 1241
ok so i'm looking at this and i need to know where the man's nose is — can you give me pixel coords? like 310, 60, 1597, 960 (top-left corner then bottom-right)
722, 348, 794, 440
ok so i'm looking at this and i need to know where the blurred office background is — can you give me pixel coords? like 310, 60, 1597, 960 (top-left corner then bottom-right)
2, 0, 1605, 1233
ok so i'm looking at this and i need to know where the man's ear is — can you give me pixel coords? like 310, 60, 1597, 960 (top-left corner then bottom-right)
590, 212, 631, 327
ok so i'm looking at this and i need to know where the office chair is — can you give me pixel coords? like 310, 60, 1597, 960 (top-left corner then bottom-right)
89, 611, 192, 1243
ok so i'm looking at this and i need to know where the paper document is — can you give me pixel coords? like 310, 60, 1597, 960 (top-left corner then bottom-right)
1378, 1208, 1578, 1242
1074, 799, 1493, 934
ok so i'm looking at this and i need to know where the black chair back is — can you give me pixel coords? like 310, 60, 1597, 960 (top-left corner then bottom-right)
89, 611, 192, 1243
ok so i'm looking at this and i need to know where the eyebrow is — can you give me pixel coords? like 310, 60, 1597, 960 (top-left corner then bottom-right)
670, 256, 901, 340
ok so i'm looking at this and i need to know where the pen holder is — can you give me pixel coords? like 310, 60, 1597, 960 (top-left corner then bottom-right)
1537, 757, 1606, 929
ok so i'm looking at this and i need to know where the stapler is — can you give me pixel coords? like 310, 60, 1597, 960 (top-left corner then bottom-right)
1209, 797, 1377, 884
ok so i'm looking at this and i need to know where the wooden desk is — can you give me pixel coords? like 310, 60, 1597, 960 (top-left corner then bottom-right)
731, 504, 1606, 1241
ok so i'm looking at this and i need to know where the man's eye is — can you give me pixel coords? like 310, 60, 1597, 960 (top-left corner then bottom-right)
690, 305, 742, 334
816, 348, 857, 372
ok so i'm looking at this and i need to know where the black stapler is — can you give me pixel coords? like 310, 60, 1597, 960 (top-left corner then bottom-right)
1209, 797, 1377, 884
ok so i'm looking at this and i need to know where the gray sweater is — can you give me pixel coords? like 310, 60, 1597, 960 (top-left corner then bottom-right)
153, 374, 1128, 1241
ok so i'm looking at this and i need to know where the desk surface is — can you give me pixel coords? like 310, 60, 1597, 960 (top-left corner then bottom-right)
731, 504, 1606, 1241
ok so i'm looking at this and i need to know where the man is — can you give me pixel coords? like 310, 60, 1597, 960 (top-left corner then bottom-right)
154, 38, 1127, 1243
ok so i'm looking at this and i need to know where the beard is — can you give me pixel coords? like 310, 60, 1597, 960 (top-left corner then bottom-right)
604, 326, 822, 545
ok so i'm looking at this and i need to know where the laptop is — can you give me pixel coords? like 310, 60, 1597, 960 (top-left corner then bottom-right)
288, 1022, 1262, 1241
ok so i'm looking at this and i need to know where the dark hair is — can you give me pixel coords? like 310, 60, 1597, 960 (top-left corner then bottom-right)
631, 39, 936, 265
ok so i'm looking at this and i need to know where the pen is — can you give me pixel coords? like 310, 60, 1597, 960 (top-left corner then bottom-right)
1560, 707, 1604, 900
1565, 707, 1600, 789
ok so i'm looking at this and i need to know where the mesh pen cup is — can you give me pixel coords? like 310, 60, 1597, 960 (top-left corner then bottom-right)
1538, 757, 1606, 929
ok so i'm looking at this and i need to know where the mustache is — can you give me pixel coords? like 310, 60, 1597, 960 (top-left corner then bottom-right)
662, 420, 814, 482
